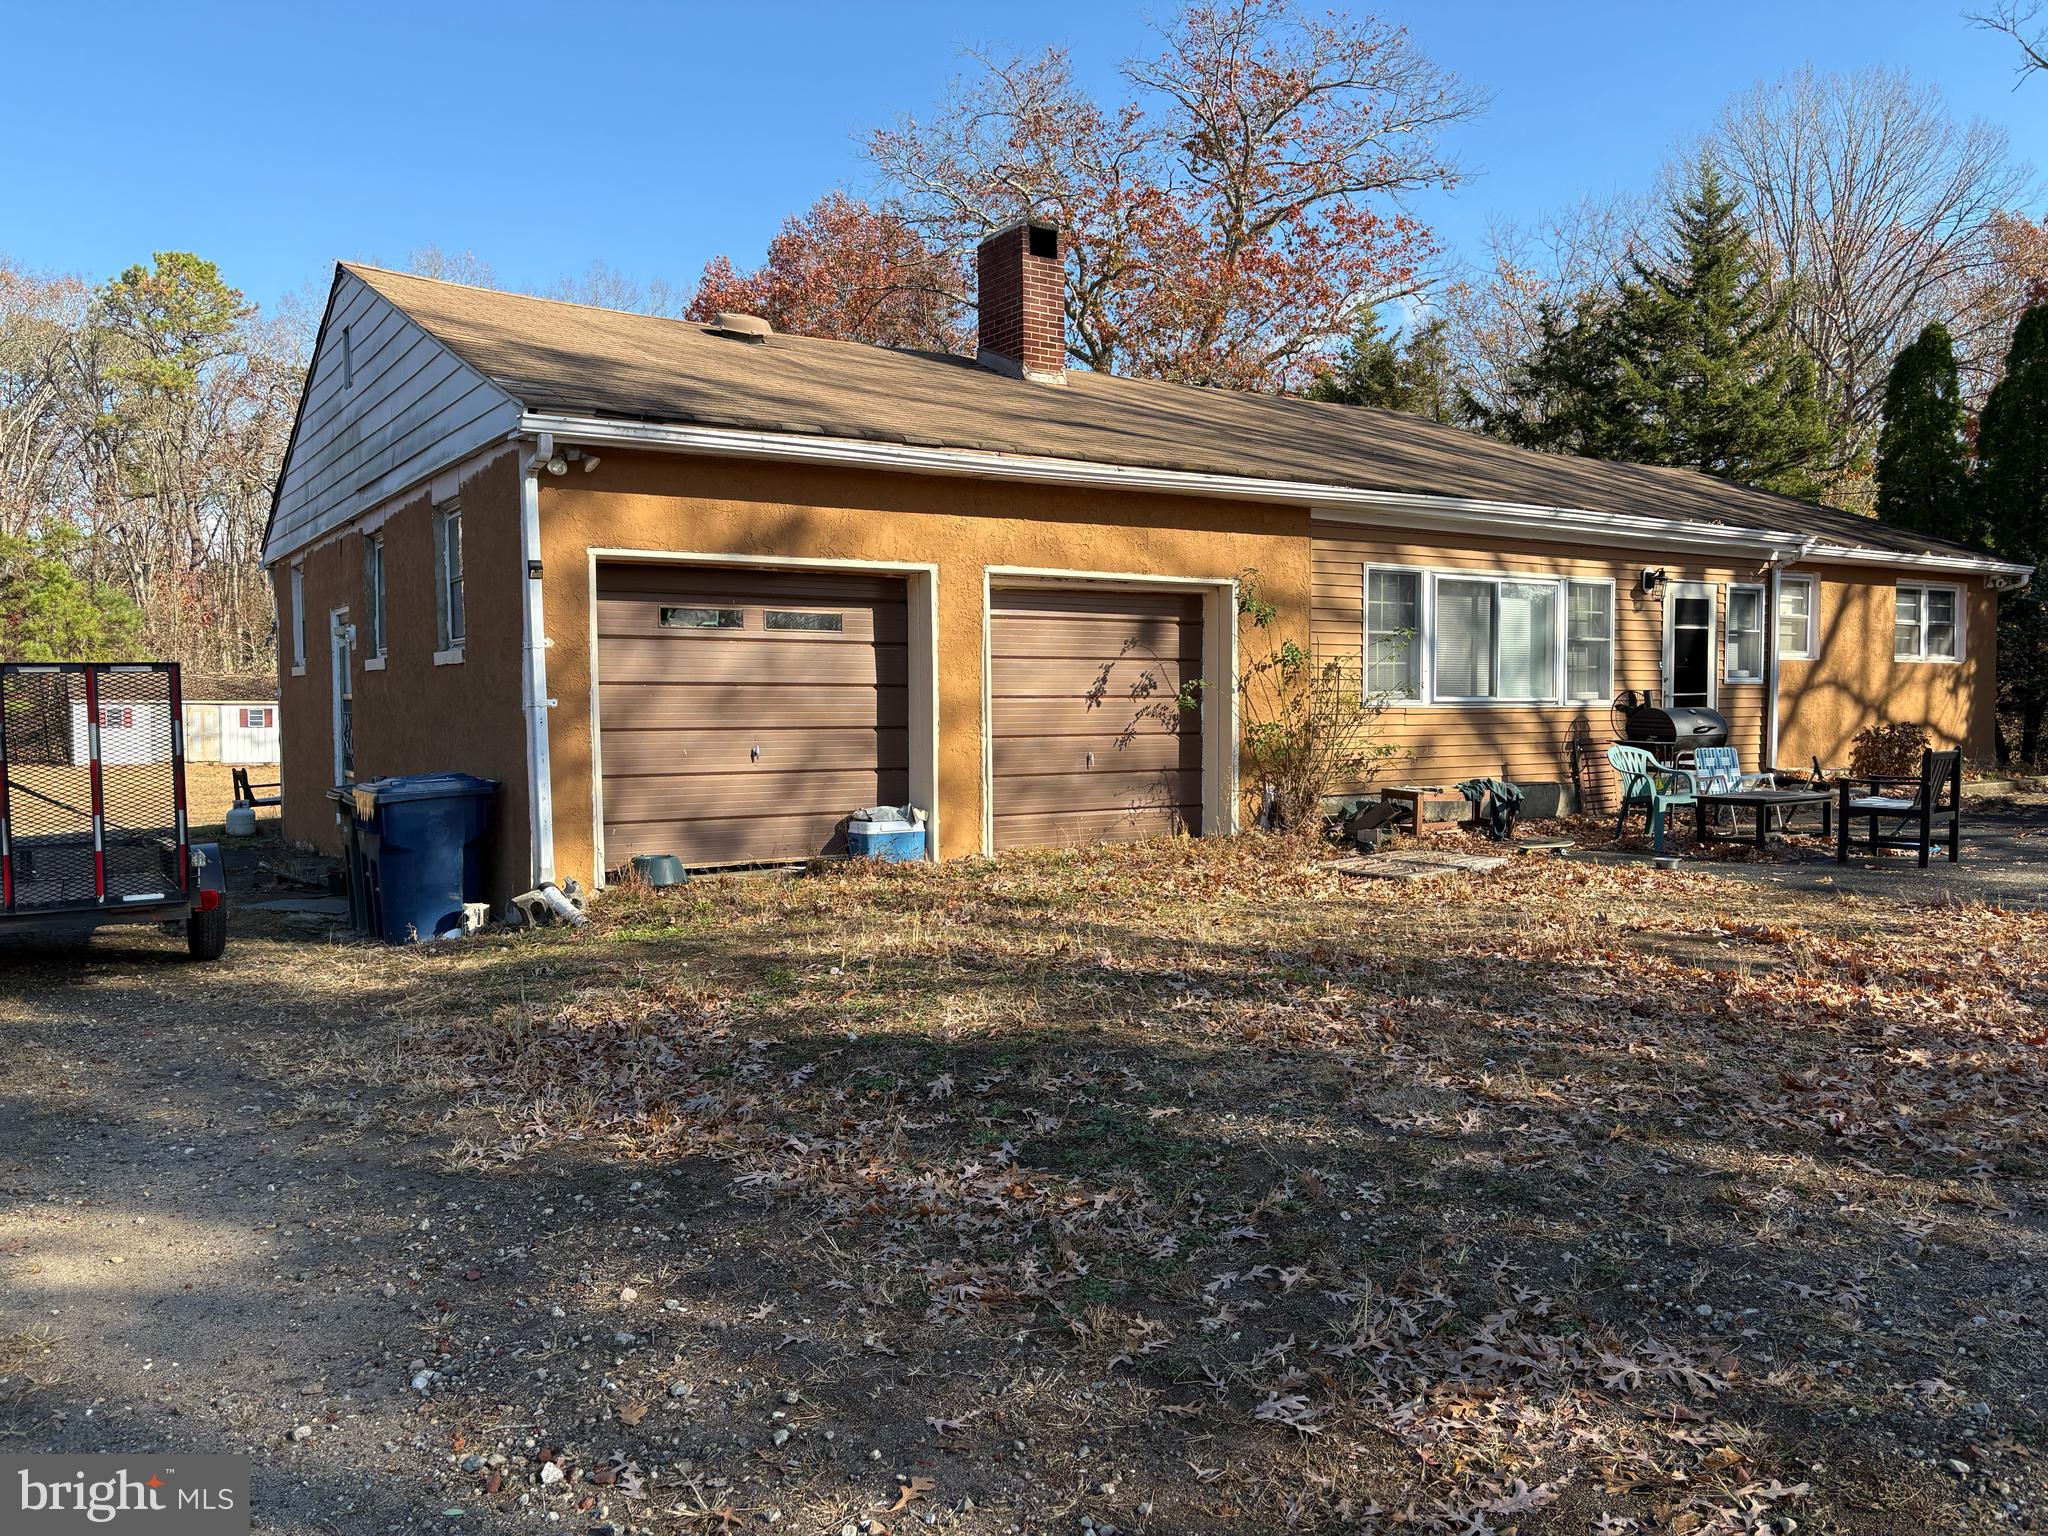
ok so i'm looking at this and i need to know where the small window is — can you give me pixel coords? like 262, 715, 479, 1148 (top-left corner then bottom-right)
364, 532, 387, 658
97, 706, 135, 730
432, 502, 464, 651
290, 564, 306, 670
1726, 585, 1765, 681
1895, 582, 1960, 662
661, 607, 744, 629
340, 325, 354, 388
240, 707, 273, 730
1779, 576, 1815, 660
1566, 580, 1613, 700
1364, 570, 1420, 698
764, 610, 844, 632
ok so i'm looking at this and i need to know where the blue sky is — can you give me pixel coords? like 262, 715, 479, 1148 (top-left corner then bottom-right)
2, 1, 2040, 315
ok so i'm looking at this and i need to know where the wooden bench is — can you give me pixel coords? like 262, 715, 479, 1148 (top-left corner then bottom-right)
1377, 785, 1470, 837
232, 766, 282, 809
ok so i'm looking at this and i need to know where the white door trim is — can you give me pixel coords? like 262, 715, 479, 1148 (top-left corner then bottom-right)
981, 566, 1239, 857
328, 606, 354, 802
1662, 580, 1717, 710
583, 548, 940, 886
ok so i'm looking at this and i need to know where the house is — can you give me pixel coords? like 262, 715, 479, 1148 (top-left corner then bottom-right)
180, 674, 281, 765
262, 222, 2033, 906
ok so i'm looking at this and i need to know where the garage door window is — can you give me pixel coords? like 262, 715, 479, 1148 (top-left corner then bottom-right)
660, 606, 743, 629
765, 610, 844, 632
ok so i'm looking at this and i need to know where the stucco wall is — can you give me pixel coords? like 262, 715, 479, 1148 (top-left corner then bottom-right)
1776, 564, 1996, 770
275, 448, 531, 907
537, 450, 1311, 888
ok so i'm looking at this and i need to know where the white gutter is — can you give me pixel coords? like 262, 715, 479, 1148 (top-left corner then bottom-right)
1794, 541, 2033, 584
518, 437, 557, 887
521, 411, 2035, 579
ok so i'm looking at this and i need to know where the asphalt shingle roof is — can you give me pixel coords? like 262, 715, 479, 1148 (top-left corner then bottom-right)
347, 263, 1997, 565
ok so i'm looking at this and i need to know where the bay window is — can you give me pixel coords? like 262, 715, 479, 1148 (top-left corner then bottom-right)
1895, 583, 1960, 662
1383, 568, 1612, 705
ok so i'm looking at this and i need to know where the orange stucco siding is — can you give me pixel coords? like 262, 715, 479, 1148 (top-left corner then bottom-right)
1776, 563, 1997, 770
536, 450, 1310, 888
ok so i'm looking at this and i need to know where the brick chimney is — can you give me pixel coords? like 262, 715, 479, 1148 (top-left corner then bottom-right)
976, 220, 1066, 385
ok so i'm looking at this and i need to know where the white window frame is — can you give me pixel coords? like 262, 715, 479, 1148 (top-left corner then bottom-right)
1362, 564, 1425, 700
364, 530, 388, 665
1779, 574, 1816, 660
289, 562, 306, 675
1725, 582, 1767, 683
433, 500, 465, 663
1360, 565, 1613, 708
1895, 581, 1963, 664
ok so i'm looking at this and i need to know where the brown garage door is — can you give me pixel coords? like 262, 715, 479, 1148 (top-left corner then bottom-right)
989, 587, 1203, 851
595, 566, 909, 868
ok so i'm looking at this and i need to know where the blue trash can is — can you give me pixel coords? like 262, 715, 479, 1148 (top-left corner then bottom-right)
350, 773, 498, 942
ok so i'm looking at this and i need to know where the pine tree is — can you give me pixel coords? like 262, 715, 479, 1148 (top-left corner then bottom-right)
1614, 161, 1836, 497
1875, 323, 1973, 545
1977, 303, 2048, 762
1311, 310, 1463, 424
1483, 162, 1838, 498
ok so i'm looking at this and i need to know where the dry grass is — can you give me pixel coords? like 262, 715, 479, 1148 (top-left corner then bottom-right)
351, 837, 2048, 1534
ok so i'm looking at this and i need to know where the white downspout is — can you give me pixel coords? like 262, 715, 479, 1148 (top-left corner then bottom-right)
519, 436, 557, 887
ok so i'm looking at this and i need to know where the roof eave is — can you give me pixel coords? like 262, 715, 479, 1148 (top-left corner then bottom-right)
526, 412, 2036, 575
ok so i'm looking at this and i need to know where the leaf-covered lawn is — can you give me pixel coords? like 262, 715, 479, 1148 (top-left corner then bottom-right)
393, 839, 2046, 1534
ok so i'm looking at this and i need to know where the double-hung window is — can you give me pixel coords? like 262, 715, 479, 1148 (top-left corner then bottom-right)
1726, 584, 1765, 681
364, 531, 387, 660
432, 502, 465, 656
1415, 572, 1611, 704
1779, 576, 1815, 659
1895, 583, 1959, 662
1364, 569, 1422, 698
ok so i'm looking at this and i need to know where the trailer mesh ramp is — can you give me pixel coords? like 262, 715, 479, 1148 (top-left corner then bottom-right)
1, 663, 187, 914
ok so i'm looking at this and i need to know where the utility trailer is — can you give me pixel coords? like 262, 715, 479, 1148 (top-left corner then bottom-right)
0, 662, 227, 960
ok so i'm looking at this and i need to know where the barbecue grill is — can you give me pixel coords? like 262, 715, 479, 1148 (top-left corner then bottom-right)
1610, 690, 1730, 761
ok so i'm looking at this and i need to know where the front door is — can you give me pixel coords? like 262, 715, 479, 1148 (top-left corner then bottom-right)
1665, 583, 1715, 709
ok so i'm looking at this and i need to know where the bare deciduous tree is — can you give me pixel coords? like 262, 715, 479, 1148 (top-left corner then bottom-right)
1712, 66, 2035, 473
1968, 1, 2048, 81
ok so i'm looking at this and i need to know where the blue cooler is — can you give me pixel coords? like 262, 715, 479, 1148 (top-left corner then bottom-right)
847, 806, 926, 862
350, 772, 499, 941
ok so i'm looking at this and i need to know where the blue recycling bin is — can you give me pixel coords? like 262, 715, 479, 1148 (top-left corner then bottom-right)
349, 773, 498, 942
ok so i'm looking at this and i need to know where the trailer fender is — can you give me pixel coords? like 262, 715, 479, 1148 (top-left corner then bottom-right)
190, 842, 227, 910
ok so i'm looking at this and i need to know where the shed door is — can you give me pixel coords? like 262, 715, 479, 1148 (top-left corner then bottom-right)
595, 566, 909, 868
989, 587, 1203, 851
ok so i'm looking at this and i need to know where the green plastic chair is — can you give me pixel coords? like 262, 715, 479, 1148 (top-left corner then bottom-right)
1607, 743, 1696, 854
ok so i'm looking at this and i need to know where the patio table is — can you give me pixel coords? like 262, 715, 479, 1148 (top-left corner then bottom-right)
1693, 787, 1833, 850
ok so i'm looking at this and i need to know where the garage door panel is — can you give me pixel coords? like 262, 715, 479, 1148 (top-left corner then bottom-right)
991, 733, 1198, 777
990, 697, 1194, 737
598, 683, 908, 731
993, 805, 1195, 850
606, 808, 896, 868
597, 597, 908, 644
992, 766, 1200, 816
990, 587, 1204, 852
596, 564, 910, 868
989, 652, 1197, 699
602, 767, 902, 821
597, 635, 907, 687
600, 727, 904, 778
991, 613, 1202, 661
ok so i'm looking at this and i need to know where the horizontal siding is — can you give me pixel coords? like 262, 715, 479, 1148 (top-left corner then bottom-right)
1311, 520, 1771, 812
266, 270, 520, 563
